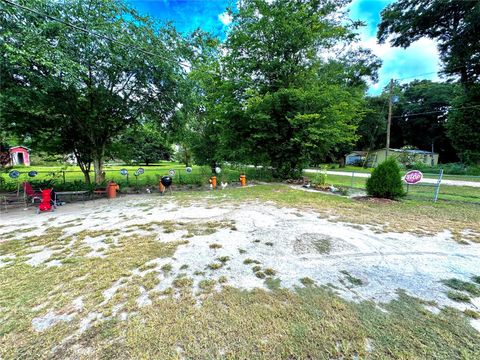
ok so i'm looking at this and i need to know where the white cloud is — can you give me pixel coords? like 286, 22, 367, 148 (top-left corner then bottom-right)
218, 11, 232, 26
360, 36, 440, 94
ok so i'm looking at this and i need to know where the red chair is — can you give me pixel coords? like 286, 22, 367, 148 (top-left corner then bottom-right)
23, 182, 42, 203
37, 189, 54, 214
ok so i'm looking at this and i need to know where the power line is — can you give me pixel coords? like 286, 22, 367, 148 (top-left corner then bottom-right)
392, 104, 480, 118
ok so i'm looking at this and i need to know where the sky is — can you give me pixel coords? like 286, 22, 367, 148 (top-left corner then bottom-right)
129, 0, 441, 95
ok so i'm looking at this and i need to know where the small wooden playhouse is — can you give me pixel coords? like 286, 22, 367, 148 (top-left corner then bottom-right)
9, 146, 30, 166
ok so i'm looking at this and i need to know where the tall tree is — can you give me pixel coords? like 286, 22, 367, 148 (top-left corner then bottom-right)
172, 30, 225, 173
218, 0, 379, 177
377, 0, 480, 86
446, 85, 480, 164
356, 96, 388, 151
377, 0, 480, 163
109, 123, 171, 165
1, 0, 184, 183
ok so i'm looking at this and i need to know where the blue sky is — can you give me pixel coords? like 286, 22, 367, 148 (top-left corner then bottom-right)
129, 0, 440, 95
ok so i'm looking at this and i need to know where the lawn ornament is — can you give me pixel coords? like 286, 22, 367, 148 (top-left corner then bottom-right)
239, 174, 246, 187
209, 176, 217, 189
134, 168, 144, 188
120, 168, 129, 185
221, 182, 228, 190
8, 170, 19, 179
185, 167, 192, 173
28, 171, 37, 177
169, 169, 176, 177
159, 176, 173, 195
215, 167, 221, 174
37, 189, 54, 214
107, 182, 119, 199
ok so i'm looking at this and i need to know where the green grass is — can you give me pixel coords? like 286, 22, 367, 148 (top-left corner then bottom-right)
447, 291, 471, 303
443, 278, 480, 296
340, 270, 364, 286
305, 172, 480, 204
0, 162, 275, 191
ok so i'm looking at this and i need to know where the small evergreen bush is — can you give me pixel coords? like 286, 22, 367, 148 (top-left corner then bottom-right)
366, 157, 405, 199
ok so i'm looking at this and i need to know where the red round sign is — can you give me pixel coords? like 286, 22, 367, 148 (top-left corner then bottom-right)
404, 170, 423, 184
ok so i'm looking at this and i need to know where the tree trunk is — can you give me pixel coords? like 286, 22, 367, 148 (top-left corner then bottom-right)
74, 150, 92, 184
93, 148, 105, 184
82, 169, 91, 184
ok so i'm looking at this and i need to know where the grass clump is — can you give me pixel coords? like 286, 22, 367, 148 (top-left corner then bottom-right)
198, 279, 216, 292
238, 248, 247, 254
313, 238, 332, 254
216, 256, 230, 263
464, 309, 480, 319
442, 278, 480, 296
218, 276, 228, 284
255, 271, 266, 279
471, 275, 480, 285
446, 291, 470, 303
265, 278, 281, 291
179, 264, 189, 270
161, 264, 173, 272
172, 277, 193, 288
300, 277, 315, 286
209, 243, 222, 249
265, 242, 274, 246
243, 258, 260, 265
264, 268, 276, 276
340, 270, 364, 286
207, 263, 223, 270
252, 265, 262, 273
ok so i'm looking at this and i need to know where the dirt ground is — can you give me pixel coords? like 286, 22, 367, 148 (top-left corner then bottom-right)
2, 192, 479, 327
1, 187, 480, 358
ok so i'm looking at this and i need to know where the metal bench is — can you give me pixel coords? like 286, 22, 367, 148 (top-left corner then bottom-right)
54, 191, 90, 206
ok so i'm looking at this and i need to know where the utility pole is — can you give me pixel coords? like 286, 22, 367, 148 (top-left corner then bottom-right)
386, 78, 393, 158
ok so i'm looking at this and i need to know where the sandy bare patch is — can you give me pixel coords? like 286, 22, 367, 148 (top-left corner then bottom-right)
2, 194, 480, 331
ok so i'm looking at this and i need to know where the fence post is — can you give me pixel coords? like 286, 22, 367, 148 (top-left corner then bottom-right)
433, 169, 443, 202
62, 170, 66, 184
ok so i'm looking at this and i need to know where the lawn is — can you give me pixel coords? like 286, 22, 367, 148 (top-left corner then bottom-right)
1, 185, 479, 359
306, 173, 480, 204
0, 162, 272, 191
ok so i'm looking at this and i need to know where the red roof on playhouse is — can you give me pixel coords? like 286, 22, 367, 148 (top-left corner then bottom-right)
9, 146, 30, 166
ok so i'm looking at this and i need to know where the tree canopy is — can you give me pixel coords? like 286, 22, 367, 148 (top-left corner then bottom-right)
378, 0, 480, 164
378, 0, 480, 86
1, 0, 185, 182
213, 0, 379, 177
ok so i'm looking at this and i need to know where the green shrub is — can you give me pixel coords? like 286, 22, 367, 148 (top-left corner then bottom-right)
312, 166, 328, 186
366, 158, 405, 199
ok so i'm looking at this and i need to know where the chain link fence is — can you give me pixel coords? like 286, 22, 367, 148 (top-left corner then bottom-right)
342, 170, 480, 204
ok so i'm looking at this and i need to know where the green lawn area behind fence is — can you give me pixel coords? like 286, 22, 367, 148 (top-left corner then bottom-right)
0, 163, 274, 192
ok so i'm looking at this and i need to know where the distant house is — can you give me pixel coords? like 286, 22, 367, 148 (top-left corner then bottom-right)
345, 151, 368, 166
9, 146, 30, 166
367, 148, 438, 167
